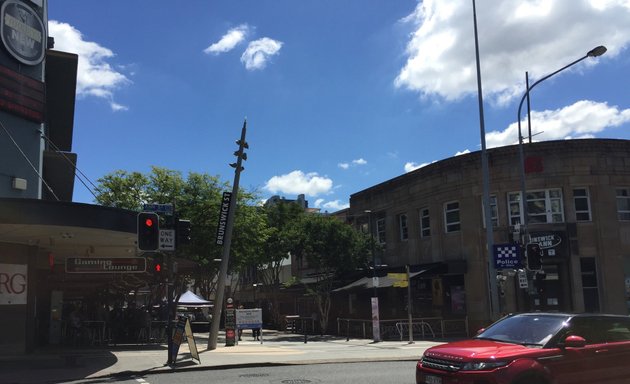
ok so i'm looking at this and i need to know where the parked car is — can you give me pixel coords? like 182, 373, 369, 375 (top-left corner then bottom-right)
416, 312, 630, 384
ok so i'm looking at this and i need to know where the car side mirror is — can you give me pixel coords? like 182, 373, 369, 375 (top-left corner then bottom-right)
563, 335, 586, 348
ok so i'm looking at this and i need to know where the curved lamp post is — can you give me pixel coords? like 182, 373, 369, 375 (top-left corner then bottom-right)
516, 45, 606, 244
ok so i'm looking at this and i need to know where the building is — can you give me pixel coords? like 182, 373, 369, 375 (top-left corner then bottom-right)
344, 139, 630, 331
0, 0, 141, 354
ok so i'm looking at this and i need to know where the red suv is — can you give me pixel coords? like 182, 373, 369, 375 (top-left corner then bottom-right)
416, 312, 630, 384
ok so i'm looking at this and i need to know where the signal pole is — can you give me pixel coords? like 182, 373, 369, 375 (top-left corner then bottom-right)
208, 119, 248, 350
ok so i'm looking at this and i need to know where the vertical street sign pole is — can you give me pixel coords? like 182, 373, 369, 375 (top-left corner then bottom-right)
165, 203, 176, 364
209, 119, 248, 350
406, 264, 414, 344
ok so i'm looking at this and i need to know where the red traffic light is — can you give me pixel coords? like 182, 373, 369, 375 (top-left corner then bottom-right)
145, 218, 154, 227
154, 263, 161, 272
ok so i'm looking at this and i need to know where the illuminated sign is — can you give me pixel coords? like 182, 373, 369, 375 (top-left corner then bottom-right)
0, 63, 44, 122
0, 1, 45, 66
65, 258, 147, 274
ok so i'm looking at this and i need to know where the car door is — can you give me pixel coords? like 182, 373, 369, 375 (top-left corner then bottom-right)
595, 317, 630, 383
544, 316, 607, 384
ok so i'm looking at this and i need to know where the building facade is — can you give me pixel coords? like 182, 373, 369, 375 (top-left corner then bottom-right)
346, 139, 630, 331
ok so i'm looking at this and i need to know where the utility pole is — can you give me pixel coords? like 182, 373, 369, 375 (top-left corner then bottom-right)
208, 119, 248, 350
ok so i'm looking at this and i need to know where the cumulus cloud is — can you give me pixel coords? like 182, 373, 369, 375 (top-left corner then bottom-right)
203, 24, 249, 55
338, 158, 367, 170
264, 170, 333, 197
404, 161, 429, 172
487, 100, 630, 147
49, 21, 130, 111
241, 37, 283, 70
395, 0, 630, 105
318, 199, 350, 212
455, 149, 470, 156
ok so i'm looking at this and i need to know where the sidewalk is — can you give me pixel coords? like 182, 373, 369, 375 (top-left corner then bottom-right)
0, 330, 443, 384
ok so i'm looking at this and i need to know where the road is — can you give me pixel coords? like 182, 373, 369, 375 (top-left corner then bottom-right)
65, 361, 417, 384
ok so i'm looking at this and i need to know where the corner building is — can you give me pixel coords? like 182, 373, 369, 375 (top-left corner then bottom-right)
347, 139, 630, 331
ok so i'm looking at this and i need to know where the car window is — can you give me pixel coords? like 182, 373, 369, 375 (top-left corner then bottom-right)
568, 317, 630, 344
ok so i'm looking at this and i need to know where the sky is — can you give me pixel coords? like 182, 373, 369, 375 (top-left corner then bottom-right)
48, 0, 630, 212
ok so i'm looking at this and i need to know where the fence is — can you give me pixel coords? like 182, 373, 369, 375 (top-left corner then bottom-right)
336, 316, 469, 341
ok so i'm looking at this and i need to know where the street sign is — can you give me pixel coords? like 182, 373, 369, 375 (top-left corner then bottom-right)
518, 271, 529, 288
143, 203, 174, 215
159, 229, 175, 251
215, 192, 232, 245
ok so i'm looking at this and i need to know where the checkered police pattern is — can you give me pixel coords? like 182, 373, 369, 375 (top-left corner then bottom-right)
493, 243, 521, 269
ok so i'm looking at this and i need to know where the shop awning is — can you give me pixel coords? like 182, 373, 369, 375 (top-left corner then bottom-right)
333, 268, 433, 292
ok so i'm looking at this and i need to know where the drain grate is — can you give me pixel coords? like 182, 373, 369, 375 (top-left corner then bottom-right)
239, 373, 270, 378
280, 380, 312, 384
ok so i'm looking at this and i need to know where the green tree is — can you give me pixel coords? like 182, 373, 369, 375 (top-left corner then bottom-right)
295, 214, 372, 332
94, 166, 266, 301
254, 201, 306, 326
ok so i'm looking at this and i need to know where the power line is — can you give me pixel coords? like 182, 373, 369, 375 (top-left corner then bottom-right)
0, 120, 59, 201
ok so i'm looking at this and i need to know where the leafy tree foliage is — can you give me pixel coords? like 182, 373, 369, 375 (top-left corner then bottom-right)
294, 214, 372, 331
94, 166, 266, 300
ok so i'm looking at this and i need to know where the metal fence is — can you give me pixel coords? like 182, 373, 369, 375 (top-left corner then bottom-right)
336, 316, 469, 341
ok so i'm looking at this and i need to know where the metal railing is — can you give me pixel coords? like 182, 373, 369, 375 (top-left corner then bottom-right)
336, 316, 468, 341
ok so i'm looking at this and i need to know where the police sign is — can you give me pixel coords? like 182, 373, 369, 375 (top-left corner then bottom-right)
493, 243, 522, 270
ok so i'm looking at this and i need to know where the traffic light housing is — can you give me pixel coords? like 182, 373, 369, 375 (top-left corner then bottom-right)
526, 243, 543, 270
176, 219, 191, 247
137, 212, 159, 251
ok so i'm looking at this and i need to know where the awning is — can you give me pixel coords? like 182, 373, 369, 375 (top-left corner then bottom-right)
333, 268, 433, 292
176, 290, 213, 307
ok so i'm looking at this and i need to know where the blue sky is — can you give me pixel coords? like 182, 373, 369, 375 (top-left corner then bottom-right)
48, 1, 630, 211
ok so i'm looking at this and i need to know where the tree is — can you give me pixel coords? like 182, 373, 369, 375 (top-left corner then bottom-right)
94, 166, 267, 301
253, 201, 306, 326
295, 214, 372, 332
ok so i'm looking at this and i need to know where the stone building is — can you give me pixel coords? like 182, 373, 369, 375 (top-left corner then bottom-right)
345, 139, 630, 331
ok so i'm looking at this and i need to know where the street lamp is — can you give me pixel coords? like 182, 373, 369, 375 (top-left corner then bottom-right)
516, 46, 606, 244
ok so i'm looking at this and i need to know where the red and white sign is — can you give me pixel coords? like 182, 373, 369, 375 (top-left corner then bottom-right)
0, 263, 27, 305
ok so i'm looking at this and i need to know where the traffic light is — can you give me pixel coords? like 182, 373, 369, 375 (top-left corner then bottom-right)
137, 212, 159, 251
526, 243, 543, 270
176, 219, 191, 247
152, 255, 164, 272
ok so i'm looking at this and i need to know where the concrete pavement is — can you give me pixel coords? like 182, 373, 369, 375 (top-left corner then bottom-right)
0, 330, 444, 384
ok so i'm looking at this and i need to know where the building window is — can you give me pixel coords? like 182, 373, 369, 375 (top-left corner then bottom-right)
420, 208, 430, 238
444, 201, 460, 233
376, 218, 386, 244
573, 188, 592, 222
398, 214, 408, 241
580, 257, 599, 312
508, 189, 564, 225
616, 188, 630, 221
482, 195, 498, 228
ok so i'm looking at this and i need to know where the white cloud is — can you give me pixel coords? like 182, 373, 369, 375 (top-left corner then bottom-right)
487, 100, 630, 148
49, 21, 130, 111
404, 161, 428, 172
395, 0, 630, 104
241, 37, 283, 70
264, 170, 333, 197
321, 200, 350, 212
455, 149, 470, 156
339, 158, 367, 170
203, 24, 249, 55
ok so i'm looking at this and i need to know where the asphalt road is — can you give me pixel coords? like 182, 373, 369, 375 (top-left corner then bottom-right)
64, 361, 417, 384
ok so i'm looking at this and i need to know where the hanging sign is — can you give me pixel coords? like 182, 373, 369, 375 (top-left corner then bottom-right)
0, 0, 45, 65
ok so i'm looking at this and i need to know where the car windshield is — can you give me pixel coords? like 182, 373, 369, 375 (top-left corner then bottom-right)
475, 314, 570, 346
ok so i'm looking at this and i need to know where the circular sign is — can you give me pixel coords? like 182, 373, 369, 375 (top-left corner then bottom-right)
0, 0, 45, 66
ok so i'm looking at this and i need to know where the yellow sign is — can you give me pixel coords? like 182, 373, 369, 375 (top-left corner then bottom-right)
393, 281, 409, 288
387, 273, 407, 281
